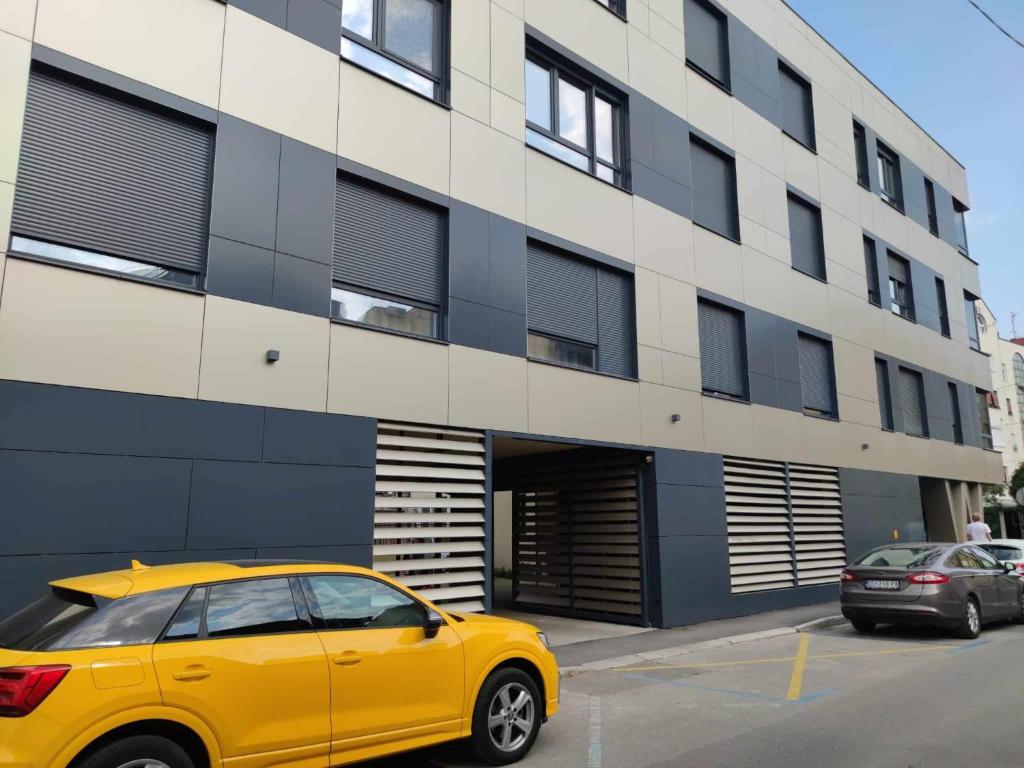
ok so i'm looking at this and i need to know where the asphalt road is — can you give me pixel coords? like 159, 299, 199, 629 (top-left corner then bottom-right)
360, 618, 1024, 768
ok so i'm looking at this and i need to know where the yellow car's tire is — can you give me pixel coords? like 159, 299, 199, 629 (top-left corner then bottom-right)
76, 735, 194, 768
471, 668, 542, 766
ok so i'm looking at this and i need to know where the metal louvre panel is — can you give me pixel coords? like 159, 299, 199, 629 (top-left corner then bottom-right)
526, 243, 598, 344
596, 269, 634, 377
684, 0, 728, 85
875, 359, 893, 429
698, 300, 746, 397
798, 334, 834, 415
790, 464, 845, 585
12, 68, 213, 274
778, 66, 814, 147
787, 195, 825, 279
372, 423, 486, 612
512, 453, 643, 622
899, 368, 926, 436
334, 176, 444, 306
724, 457, 794, 593
690, 138, 738, 240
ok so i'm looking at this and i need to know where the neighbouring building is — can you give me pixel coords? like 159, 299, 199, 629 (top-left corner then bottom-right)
0, 0, 1002, 626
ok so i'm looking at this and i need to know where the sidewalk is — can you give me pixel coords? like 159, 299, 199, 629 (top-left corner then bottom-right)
552, 601, 842, 670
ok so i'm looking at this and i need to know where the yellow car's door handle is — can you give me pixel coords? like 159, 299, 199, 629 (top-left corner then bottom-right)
172, 666, 213, 682
332, 654, 364, 666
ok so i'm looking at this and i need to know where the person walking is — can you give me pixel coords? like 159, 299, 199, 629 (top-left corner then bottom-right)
965, 513, 993, 542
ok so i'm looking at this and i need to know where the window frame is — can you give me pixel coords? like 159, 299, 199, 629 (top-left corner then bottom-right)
330, 282, 442, 341
953, 198, 969, 254
524, 43, 629, 189
964, 291, 981, 351
935, 277, 950, 338
863, 236, 880, 306
853, 120, 869, 189
297, 573, 434, 633
876, 140, 903, 211
683, 0, 731, 92
977, 388, 994, 449
875, 357, 894, 431
899, 366, 928, 438
341, 0, 450, 104
786, 191, 826, 281
689, 133, 740, 242
797, 331, 838, 419
697, 298, 749, 402
887, 251, 915, 322
924, 178, 939, 236
527, 330, 598, 373
777, 61, 815, 152
948, 381, 963, 445
594, 0, 627, 19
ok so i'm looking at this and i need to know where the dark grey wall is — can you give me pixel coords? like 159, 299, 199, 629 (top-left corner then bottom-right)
227, 0, 341, 54
648, 448, 835, 628
840, 468, 924, 560
0, 380, 376, 619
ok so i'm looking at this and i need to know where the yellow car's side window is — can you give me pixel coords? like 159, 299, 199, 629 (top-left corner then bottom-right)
304, 575, 425, 630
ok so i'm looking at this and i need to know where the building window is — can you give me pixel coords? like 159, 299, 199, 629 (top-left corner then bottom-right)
778, 62, 815, 150
333, 174, 445, 339
341, 0, 448, 101
948, 382, 963, 445
924, 178, 939, 235
863, 236, 880, 306
935, 277, 950, 337
798, 333, 837, 418
964, 291, 980, 351
594, 0, 626, 18
876, 141, 903, 210
953, 198, 969, 254
899, 367, 927, 438
690, 135, 739, 241
1014, 353, 1024, 416
10, 67, 213, 288
875, 358, 894, 430
684, 0, 730, 90
787, 193, 825, 280
978, 388, 993, 449
697, 299, 747, 399
526, 241, 635, 378
524, 43, 627, 188
887, 252, 914, 321
853, 121, 869, 188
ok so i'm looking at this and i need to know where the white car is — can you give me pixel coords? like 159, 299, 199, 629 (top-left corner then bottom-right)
977, 539, 1024, 575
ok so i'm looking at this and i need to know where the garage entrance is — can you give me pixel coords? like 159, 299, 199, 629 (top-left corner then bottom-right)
493, 437, 649, 626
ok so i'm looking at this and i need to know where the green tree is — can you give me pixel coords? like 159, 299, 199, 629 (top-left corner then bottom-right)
1010, 462, 1024, 500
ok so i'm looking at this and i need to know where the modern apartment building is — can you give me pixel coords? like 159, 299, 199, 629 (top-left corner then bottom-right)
0, 0, 1002, 626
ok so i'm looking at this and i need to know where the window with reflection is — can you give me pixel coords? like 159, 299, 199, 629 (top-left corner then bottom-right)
524, 42, 627, 188
302, 575, 425, 630
341, 0, 447, 101
876, 141, 903, 210
205, 578, 309, 638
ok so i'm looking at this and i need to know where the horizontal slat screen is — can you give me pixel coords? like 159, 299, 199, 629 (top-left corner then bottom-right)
12, 67, 213, 275
725, 457, 845, 593
373, 423, 486, 613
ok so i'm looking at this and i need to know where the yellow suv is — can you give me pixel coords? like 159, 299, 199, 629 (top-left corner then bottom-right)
0, 560, 558, 768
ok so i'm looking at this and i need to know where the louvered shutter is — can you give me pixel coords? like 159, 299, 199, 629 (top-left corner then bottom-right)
899, 368, 926, 436
526, 243, 598, 344
798, 334, 835, 416
333, 176, 444, 306
684, 0, 729, 86
779, 65, 814, 147
789, 464, 845, 585
690, 138, 738, 240
725, 458, 795, 593
698, 301, 746, 397
788, 195, 825, 279
596, 270, 635, 377
875, 359, 894, 429
12, 68, 213, 275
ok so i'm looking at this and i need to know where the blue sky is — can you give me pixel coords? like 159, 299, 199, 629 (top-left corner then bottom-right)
785, 0, 1024, 337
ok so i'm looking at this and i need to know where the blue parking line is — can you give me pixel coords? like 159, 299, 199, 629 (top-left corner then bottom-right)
946, 639, 990, 654
621, 671, 830, 705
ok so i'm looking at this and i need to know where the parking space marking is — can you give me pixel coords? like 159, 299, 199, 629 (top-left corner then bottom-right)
946, 639, 990, 654
588, 696, 602, 768
619, 672, 789, 704
785, 633, 811, 701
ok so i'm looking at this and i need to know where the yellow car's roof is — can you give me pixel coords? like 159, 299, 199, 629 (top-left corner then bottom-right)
50, 560, 374, 599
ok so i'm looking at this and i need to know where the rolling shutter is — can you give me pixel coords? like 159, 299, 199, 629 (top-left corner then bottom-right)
798, 334, 835, 416
875, 358, 894, 430
779, 65, 814, 147
527, 242, 635, 377
690, 138, 738, 240
698, 300, 746, 397
887, 252, 909, 284
334, 176, 444, 306
12, 67, 213, 275
788, 195, 825, 279
372, 422, 486, 613
899, 368, 926, 437
684, 0, 729, 86
725, 457, 845, 593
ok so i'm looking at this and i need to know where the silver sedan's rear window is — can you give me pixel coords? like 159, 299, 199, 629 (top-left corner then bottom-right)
855, 547, 945, 568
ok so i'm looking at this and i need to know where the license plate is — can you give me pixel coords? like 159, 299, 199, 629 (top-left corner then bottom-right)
864, 579, 901, 591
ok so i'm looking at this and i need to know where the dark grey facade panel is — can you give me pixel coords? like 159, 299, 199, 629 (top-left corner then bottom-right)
255, 544, 372, 567
488, 214, 528, 315
797, 333, 835, 415
596, 269, 635, 378
684, 0, 729, 87
526, 242, 599, 344
230, 0, 287, 26
690, 137, 739, 240
840, 468, 924, 559
778, 63, 814, 148
285, 0, 342, 54
787, 194, 825, 279
276, 137, 336, 265
205, 236, 276, 306
654, 448, 724, 488
271, 251, 331, 316
334, 175, 445, 306
655, 484, 727, 537
12, 66, 214, 275
262, 408, 377, 467
697, 299, 746, 398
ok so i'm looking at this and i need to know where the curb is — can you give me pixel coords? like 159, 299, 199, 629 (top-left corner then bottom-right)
794, 615, 848, 633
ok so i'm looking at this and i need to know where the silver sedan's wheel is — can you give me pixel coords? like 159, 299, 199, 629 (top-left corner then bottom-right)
967, 601, 980, 635
487, 682, 536, 753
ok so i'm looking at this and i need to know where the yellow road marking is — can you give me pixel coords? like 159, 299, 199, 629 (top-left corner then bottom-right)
785, 633, 811, 701
613, 642, 957, 673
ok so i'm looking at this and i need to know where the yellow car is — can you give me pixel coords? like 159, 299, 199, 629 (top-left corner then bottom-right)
0, 560, 558, 768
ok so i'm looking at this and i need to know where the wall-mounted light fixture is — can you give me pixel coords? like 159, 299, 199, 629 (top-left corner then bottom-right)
266, 349, 280, 364
670, 413, 682, 423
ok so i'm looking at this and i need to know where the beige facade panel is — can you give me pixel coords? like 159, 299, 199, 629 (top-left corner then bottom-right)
34, 0, 224, 110
328, 323, 449, 425
694, 226, 743, 303
221, 7, 338, 153
198, 297, 329, 411
0, 0, 35, 40
685, 69, 734, 148
662, 350, 702, 392
525, 0, 629, 83
633, 196, 695, 285
489, 4, 524, 103
0, 259, 203, 398
450, 69, 490, 126
782, 137, 819, 199
0, 30, 29, 186
450, 111, 526, 223
451, 0, 490, 84
0, 180, 11, 289
490, 88, 525, 141
639, 382, 704, 451
527, 361, 642, 444
626, 24, 686, 119
657, 275, 700, 358
338, 63, 452, 197
449, 345, 528, 433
